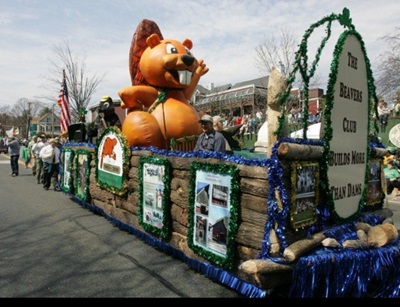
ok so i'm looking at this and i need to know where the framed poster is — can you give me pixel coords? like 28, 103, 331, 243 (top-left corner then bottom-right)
75, 149, 91, 202
366, 159, 384, 206
290, 161, 319, 229
95, 127, 130, 195
188, 161, 239, 270
138, 156, 171, 240
61, 147, 74, 193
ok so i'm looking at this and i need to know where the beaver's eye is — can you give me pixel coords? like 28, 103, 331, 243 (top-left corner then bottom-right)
166, 43, 178, 54
185, 47, 193, 57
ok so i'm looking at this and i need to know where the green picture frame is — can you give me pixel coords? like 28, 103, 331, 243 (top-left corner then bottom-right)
138, 156, 171, 240
187, 161, 240, 270
75, 149, 91, 202
290, 161, 319, 229
95, 127, 130, 195
61, 147, 74, 193
366, 159, 384, 206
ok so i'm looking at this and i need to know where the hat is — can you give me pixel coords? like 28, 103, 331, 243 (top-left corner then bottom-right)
213, 115, 223, 125
199, 114, 213, 124
40, 135, 47, 139
48, 138, 56, 144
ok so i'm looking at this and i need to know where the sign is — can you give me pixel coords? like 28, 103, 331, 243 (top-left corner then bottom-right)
327, 32, 369, 220
389, 124, 400, 148
95, 127, 129, 195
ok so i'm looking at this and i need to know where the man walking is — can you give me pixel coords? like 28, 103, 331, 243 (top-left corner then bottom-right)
6, 136, 20, 177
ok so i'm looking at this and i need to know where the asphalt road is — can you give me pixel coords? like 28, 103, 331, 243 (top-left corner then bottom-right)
1, 152, 398, 299
0, 153, 242, 298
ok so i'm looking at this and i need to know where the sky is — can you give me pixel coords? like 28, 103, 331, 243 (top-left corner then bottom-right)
0, 0, 399, 110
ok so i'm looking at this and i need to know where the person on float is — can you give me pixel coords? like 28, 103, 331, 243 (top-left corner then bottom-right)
194, 114, 226, 153
384, 160, 400, 197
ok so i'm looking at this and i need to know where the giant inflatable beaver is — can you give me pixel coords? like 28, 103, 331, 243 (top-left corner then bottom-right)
118, 19, 208, 149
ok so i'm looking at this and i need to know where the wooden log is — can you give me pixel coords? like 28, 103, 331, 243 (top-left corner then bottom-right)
170, 177, 189, 198
236, 221, 265, 249
240, 193, 268, 214
170, 204, 188, 227
356, 229, 368, 243
172, 169, 191, 180
267, 67, 288, 157
342, 239, 369, 249
237, 270, 292, 291
128, 167, 140, 181
322, 238, 341, 248
120, 200, 138, 215
241, 207, 267, 228
237, 164, 268, 180
240, 178, 269, 198
172, 220, 188, 237
277, 142, 324, 160
356, 222, 372, 233
283, 232, 326, 262
361, 208, 394, 222
237, 245, 261, 261
368, 223, 399, 247
239, 259, 293, 275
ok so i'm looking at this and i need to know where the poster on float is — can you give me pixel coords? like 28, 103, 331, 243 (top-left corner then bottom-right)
95, 127, 129, 195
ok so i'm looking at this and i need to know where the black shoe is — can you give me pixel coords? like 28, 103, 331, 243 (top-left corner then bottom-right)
33, 172, 36, 176
54, 188, 61, 192
44, 187, 49, 191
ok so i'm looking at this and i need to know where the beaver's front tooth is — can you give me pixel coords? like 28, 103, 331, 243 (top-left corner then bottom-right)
178, 70, 191, 85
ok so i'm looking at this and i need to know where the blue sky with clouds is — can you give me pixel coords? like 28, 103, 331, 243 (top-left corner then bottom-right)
0, 0, 398, 108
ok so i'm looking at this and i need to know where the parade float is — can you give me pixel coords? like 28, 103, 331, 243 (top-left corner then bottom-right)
60, 10, 400, 298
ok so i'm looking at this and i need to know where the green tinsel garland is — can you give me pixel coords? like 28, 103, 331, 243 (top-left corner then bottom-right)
187, 161, 240, 270
138, 156, 172, 241
273, 7, 379, 222
94, 126, 130, 196
75, 148, 91, 202
61, 147, 75, 193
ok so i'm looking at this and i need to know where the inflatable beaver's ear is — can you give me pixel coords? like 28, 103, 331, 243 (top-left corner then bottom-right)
182, 39, 193, 50
146, 34, 162, 48
129, 19, 163, 86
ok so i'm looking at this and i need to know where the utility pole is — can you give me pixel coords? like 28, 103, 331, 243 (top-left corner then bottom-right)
27, 102, 32, 139
52, 103, 55, 137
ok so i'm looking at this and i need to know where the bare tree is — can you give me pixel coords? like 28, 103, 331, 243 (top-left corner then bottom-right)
254, 27, 298, 78
43, 39, 106, 123
375, 27, 400, 103
254, 27, 322, 89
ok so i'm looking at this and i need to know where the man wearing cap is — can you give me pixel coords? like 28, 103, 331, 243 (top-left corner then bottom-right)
194, 114, 226, 153
32, 135, 48, 184
39, 138, 61, 191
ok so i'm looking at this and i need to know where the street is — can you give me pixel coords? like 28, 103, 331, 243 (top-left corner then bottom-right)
0, 153, 241, 298
1, 151, 399, 298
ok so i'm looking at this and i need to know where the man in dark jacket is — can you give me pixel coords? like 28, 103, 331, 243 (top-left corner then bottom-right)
6, 136, 20, 176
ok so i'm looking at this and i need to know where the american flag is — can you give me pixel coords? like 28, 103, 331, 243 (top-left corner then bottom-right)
57, 71, 71, 136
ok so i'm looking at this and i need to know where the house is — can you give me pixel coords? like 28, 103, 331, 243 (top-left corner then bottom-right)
31, 111, 61, 137
192, 77, 269, 117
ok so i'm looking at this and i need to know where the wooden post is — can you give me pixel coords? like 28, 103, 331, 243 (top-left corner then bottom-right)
267, 67, 287, 157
